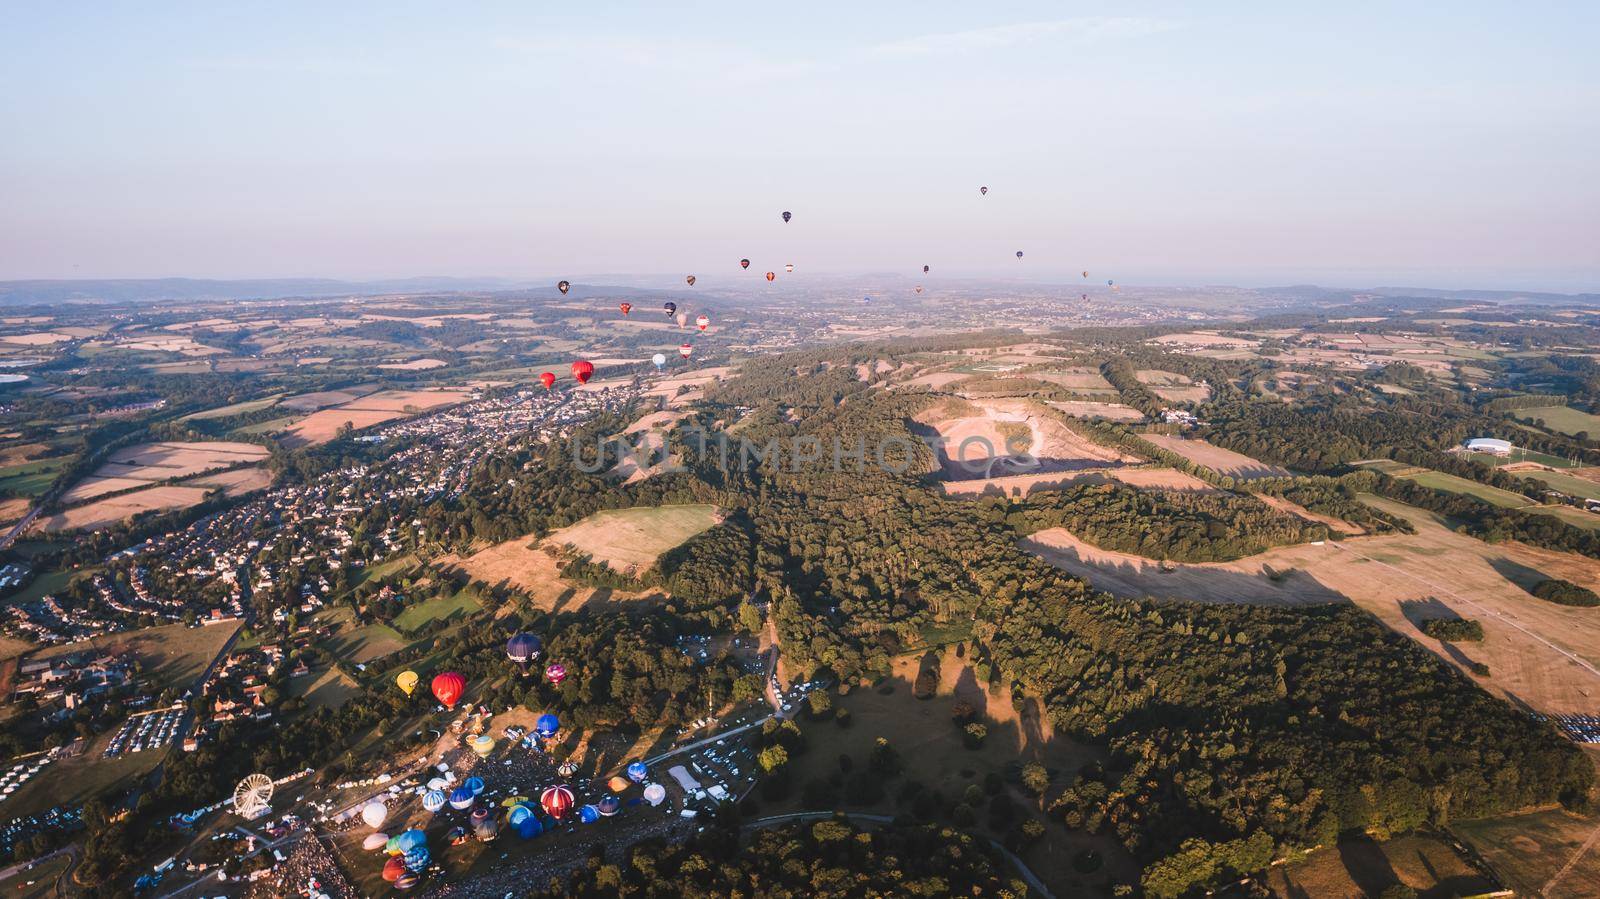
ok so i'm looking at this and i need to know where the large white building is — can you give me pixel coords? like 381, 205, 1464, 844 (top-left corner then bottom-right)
1465, 437, 1514, 456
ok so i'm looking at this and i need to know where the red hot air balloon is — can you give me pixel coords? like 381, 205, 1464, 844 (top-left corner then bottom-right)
619, 302, 632, 316
431, 671, 466, 709
695, 314, 709, 331
541, 785, 575, 820
545, 662, 568, 685
765, 271, 775, 282
739, 258, 750, 270
678, 344, 692, 359
539, 372, 555, 390
570, 361, 594, 385
557, 280, 570, 295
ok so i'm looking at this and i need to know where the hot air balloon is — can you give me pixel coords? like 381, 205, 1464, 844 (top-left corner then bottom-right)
422, 790, 445, 813
739, 258, 750, 270
1082, 271, 1088, 278
579, 804, 600, 824
597, 795, 621, 817
643, 783, 666, 807
678, 344, 692, 360
1107, 279, 1114, 286
686, 274, 696, 286
395, 872, 419, 891
471, 807, 498, 841
545, 662, 567, 685
607, 775, 631, 793
506, 633, 542, 665
619, 302, 632, 316
427, 777, 448, 792
465, 776, 485, 797
470, 734, 495, 759
781, 210, 791, 223
558, 760, 578, 778
914, 286, 923, 294
676, 312, 689, 328
541, 785, 575, 820
396, 670, 418, 696
397, 830, 427, 853
402, 845, 429, 874
513, 807, 542, 839
431, 672, 465, 709
539, 371, 555, 390
384, 834, 402, 855
785, 264, 794, 273
651, 353, 666, 372
765, 271, 775, 282
536, 713, 560, 738
923, 265, 930, 274
382, 857, 405, 882
663, 301, 677, 317
695, 314, 709, 331
361, 801, 388, 829
557, 280, 570, 295
626, 761, 647, 783
363, 832, 390, 851
447, 825, 468, 845
1016, 251, 1024, 259
570, 360, 594, 385
448, 787, 474, 811
980, 186, 988, 195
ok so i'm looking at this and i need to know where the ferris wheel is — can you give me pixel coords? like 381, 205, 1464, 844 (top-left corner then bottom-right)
233, 773, 274, 819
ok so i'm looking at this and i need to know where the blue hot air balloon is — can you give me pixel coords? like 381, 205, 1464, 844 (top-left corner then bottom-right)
511, 804, 542, 839
597, 795, 621, 817
579, 804, 600, 824
506, 633, 542, 664
403, 845, 430, 873
464, 776, 485, 797
626, 761, 647, 783
422, 790, 445, 813
396, 829, 427, 853
448, 787, 475, 811
535, 713, 560, 738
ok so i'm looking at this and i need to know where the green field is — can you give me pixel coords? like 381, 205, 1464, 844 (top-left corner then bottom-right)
2, 568, 71, 607
231, 415, 300, 436
0, 848, 71, 898
179, 392, 283, 421
1528, 505, 1600, 532
1466, 448, 1583, 469
33, 621, 239, 692
551, 503, 722, 572
1519, 405, 1600, 438
291, 665, 362, 709
0, 458, 68, 497
1516, 469, 1600, 502
1356, 460, 1535, 508
393, 587, 482, 632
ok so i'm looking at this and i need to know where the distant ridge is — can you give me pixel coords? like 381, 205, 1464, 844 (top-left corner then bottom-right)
0, 276, 535, 306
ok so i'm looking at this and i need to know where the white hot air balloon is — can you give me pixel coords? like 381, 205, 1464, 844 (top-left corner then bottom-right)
651, 353, 666, 372
643, 783, 667, 807
361, 800, 388, 829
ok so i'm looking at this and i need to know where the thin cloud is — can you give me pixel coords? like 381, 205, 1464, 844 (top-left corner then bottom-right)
867, 16, 1178, 59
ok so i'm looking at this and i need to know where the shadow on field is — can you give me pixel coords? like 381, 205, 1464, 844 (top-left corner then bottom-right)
1488, 557, 1548, 593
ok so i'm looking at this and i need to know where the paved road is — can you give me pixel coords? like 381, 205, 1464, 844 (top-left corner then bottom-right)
745, 811, 1056, 899
1329, 542, 1600, 684
0, 503, 43, 551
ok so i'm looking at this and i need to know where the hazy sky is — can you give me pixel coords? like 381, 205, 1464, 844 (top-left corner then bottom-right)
2, 2, 1596, 290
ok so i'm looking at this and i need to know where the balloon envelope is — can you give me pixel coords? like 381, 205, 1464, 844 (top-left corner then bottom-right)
545, 663, 567, 685
382, 857, 405, 882
395, 872, 419, 891
431, 672, 465, 709
396, 670, 418, 695
739, 258, 750, 269
678, 344, 692, 359
765, 271, 775, 282
651, 353, 666, 369
1016, 251, 1024, 258
597, 795, 621, 817
514, 810, 542, 839
361, 801, 388, 829
541, 785, 575, 819
470, 735, 494, 759
570, 361, 594, 385
781, 210, 791, 222
363, 833, 389, 851
626, 761, 647, 783
535, 713, 560, 738
448, 787, 474, 810
539, 371, 555, 390
663, 301, 677, 316
396, 830, 427, 853
643, 783, 666, 807
695, 314, 709, 331
465, 776, 486, 796
685, 275, 696, 286
384, 835, 402, 855
619, 302, 632, 315
507, 633, 542, 663
980, 186, 988, 195
557, 280, 570, 295
422, 790, 445, 813
607, 775, 631, 793
579, 804, 600, 824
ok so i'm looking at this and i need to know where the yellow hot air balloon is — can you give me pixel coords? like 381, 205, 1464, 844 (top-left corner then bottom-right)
470, 734, 495, 759
396, 670, 418, 696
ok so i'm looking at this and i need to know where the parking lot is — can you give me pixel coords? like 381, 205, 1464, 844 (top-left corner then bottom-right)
1542, 714, 1600, 743
103, 706, 184, 758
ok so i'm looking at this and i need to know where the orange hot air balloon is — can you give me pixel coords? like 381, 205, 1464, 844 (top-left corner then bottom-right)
570, 360, 595, 385
431, 671, 466, 709
539, 372, 555, 390
695, 314, 709, 331
678, 343, 692, 359
619, 302, 632, 316
765, 271, 775, 282
685, 275, 696, 286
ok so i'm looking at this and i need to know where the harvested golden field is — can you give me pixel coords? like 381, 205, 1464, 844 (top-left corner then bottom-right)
0, 497, 29, 526
547, 504, 721, 573
1457, 805, 1600, 899
1142, 434, 1291, 479
185, 466, 273, 495
1047, 400, 1144, 422
1026, 367, 1118, 392
449, 540, 664, 614
376, 357, 447, 370
1133, 369, 1213, 403
1149, 331, 1258, 348
97, 440, 268, 480
36, 485, 212, 532
1024, 495, 1600, 715
280, 389, 471, 446
915, 397, 1137, 481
